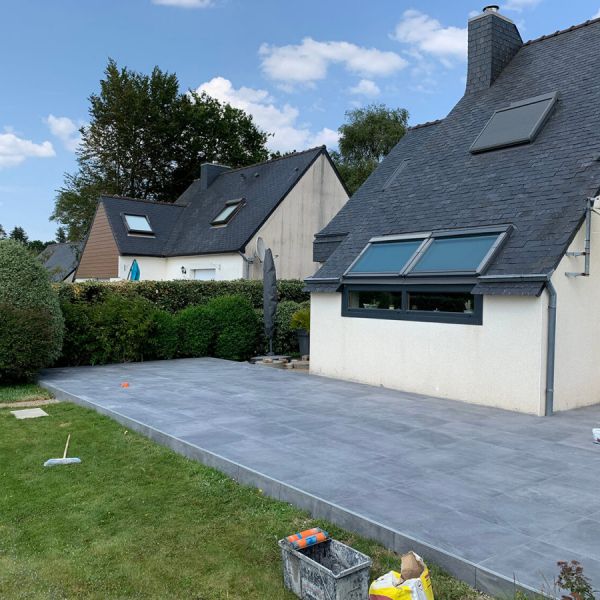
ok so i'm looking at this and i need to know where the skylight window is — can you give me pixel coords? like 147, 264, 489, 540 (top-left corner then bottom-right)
345, 228, 508, 278
211, 199, 242, 226
410, 234, 499, 274
124, 214, 153, 234
347, 239, 424, 275
470, 92, 558, 154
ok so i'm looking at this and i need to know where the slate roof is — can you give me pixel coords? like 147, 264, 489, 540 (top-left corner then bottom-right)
38, 242, 83, 281
100, 146, 329, 257
307, 18, 600, 295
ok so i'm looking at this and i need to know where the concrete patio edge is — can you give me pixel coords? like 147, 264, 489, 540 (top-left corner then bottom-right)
41, 379, 547, 599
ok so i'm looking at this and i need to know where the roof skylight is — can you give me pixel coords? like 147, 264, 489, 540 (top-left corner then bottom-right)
124, 214, 153, 234
211, 199, 243, 226
470, 92, 558, 154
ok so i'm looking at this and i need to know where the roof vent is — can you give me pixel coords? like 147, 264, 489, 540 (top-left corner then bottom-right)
483, 5, 500, 13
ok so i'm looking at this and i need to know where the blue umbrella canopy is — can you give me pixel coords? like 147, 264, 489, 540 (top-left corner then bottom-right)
128, 259, 141, 281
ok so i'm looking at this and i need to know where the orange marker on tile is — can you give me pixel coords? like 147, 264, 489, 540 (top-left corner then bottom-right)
120, 382, 130, 388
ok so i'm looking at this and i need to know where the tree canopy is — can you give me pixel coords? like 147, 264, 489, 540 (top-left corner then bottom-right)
331, 104, 409, 195
52, 59, 271, 240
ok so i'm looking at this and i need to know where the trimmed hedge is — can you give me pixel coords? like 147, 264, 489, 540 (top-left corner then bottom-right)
56, 280, 308, 312
177, 305, 214, 358
0, 240, 64, 381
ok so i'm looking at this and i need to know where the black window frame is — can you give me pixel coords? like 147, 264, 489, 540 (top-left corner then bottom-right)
211, 198, 244, 226
341, 284, 483, 325
122, 213, 154, 236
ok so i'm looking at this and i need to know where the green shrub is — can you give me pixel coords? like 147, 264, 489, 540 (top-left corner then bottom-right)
89, 295, 159, 364
0, 240, 64, 382
290, 306, 310, 332
149, 311, 178, 360
176, 305, 215, 358
58, 301, 96, 366
205, 295, 260, 361
55, 279, 309, 312
269, 300, 309, 355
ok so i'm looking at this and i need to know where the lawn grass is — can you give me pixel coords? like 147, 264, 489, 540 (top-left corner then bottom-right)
0, 383, 53, 404
0, 387, 488, 600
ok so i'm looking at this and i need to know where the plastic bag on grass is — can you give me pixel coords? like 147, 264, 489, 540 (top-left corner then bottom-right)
369, 552, 434, 600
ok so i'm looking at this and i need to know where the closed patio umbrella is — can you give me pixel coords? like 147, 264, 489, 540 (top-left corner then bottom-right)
263, 248, 277, 355
128, 259, 140, 281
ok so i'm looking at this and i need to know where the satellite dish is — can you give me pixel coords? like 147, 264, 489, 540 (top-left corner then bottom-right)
256, 237, 266, 263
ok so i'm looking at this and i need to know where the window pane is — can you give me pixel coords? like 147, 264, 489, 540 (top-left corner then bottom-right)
408, 291, 475, 313
348, 290, 403, 310
349, 240, 422, 274
125, 215, 152, 232
411, 235, 497, 273
213, 203, 239, 224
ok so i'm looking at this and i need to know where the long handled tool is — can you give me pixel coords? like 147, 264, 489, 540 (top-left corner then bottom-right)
43, 434, 82, 467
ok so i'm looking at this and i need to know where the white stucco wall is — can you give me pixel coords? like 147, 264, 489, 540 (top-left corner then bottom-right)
246, 154, 348, 280
310, 291, 548, 415
552, 217, 600, 411
117, 253, 245, 282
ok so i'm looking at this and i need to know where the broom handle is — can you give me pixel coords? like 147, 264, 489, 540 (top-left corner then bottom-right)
63, 434, 71, 459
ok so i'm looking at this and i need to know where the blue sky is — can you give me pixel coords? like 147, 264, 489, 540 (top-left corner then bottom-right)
1, 0, 598, 241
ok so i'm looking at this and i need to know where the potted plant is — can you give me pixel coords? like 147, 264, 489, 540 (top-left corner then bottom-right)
290, 306, 310, 357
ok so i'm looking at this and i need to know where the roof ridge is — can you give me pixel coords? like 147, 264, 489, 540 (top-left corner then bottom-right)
523, 16, 600, 46
408, 119, 444, 131
219, 146, 325, 176
100, 194, 183, 207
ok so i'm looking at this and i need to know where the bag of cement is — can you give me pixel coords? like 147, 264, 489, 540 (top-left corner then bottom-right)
369, 552, 434, 600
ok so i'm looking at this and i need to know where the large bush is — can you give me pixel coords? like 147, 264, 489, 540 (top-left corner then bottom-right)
270, 300, 310, 355
205, 295, 260, 361
55, 279, 309, 312
176, 305, 214, 358
0, 240, 64, 382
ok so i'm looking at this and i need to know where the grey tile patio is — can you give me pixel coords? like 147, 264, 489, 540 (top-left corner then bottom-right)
40, 358, 600, 598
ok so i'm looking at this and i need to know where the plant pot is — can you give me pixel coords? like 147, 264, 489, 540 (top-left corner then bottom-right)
296, 329, 310, 357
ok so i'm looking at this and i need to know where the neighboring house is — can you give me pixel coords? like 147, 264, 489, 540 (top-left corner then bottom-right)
306, 8, 600, 416
38, 242, 83, 282
75, 147, 348, 282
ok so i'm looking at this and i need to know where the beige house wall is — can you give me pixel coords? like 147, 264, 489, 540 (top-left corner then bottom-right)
246, 154, 348, 280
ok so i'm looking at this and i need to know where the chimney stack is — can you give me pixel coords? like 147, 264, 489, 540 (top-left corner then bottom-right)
200, 163, 230, 190
466, 5, 522, 94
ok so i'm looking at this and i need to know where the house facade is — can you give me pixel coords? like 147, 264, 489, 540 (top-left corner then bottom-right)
306, 8, 600, 416
75, 147, 348, 282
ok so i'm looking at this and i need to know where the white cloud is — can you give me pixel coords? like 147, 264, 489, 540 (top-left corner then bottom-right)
349, 79, 381, 98
152, 0, 213, 7
259, 38, 407, 87
392, 10, 467, 66
0, 129, 55, 168
45, 115, 82, 152
593, 8, 600, 19
196, 76, 339, 152
501, 0, 541, 11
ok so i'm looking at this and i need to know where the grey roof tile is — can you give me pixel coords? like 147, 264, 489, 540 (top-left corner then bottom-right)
308, 21, 600, 293
38, 242, 83, 281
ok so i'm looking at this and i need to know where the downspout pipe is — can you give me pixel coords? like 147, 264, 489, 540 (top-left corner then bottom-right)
477, 273, 557, 416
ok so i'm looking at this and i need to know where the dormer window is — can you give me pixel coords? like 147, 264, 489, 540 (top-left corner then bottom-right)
124, 214, 153, 235
470, 92, 558, 154
211, 198, 243, 226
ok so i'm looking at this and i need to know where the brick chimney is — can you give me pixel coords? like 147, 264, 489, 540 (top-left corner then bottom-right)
466, 5, 523, 94
200, 163, 230, 190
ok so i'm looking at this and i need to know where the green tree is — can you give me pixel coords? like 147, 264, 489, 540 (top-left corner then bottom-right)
331, 104, 409, 195
0, 225, 6, 239
52, 59, 270, 240
55, 227, 67, 243
9, 226, 28, 244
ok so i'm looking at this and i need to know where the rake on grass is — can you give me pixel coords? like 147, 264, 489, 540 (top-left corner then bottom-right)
43, 434, 82, 467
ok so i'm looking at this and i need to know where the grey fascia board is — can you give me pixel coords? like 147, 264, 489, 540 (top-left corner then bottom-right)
469, 92, 558, 154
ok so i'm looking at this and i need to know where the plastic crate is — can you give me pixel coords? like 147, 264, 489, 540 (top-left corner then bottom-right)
279, 538, 372, 600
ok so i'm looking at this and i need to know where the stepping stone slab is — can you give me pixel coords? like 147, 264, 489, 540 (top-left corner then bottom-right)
11, 408, 49, 419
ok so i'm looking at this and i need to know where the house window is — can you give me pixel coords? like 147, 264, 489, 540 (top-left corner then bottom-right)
347, 239, 424, 275
124, 214, 153, 234
343, 285, 482, 325
470, 91, 558, 154
211, 199, 243, 226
